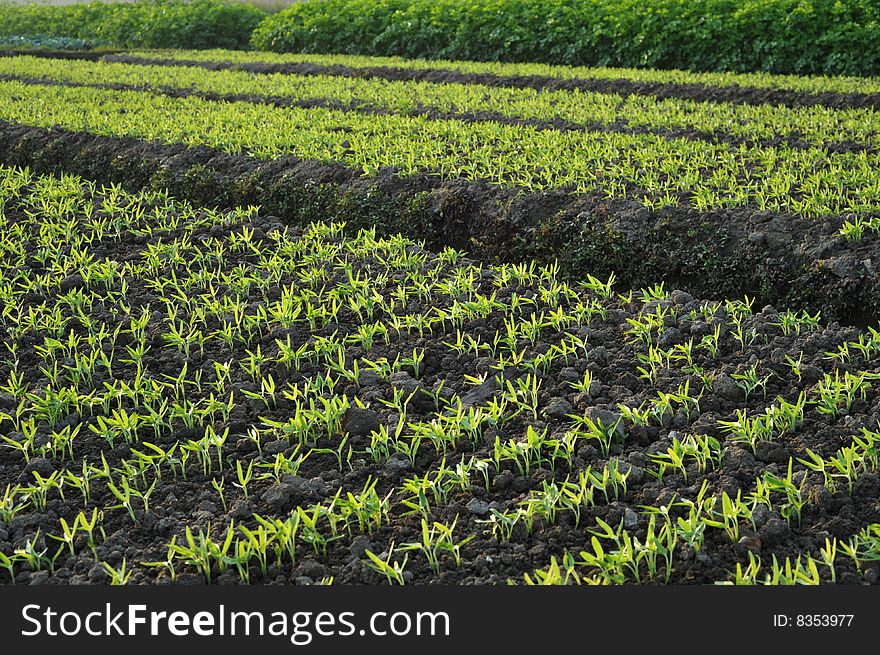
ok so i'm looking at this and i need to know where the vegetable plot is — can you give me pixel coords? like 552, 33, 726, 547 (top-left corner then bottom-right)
1, 62, 878, 217
0, 167, 877, 585
2, 49, 879, 324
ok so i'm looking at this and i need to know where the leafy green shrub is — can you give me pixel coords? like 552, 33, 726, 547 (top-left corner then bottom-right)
251, 0, 880, 76
0, 0, 266, 50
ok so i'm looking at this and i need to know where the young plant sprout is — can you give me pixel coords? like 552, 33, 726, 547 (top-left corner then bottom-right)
567, 414, 624, 456
364, 543, 408, 585
400, 517, 474, 573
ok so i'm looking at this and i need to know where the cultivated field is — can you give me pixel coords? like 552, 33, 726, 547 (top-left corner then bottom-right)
0, 48, 878, 585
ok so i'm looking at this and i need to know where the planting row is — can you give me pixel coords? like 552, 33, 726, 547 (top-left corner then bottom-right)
1, 76, 879, 221
3, 118, 879, 328
3, 54, 879, 150
131, 48, 880, 99
0, 166, 877, 585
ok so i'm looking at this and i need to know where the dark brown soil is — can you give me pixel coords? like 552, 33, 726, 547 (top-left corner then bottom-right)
0, 193, 877, 586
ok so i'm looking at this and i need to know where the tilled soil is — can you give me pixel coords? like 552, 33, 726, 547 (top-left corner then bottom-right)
0, 175, 878, 585
0, 48, 878, 586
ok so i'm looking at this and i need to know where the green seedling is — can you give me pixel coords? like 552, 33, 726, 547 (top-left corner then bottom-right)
364, 543, 407, 585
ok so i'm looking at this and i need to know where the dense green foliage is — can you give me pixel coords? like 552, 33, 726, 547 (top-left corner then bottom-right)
0, 0, 266, 50
252, 0, 880, 76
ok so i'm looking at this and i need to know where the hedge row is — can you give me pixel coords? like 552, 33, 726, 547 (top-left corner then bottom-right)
2, 0, 878, 79
251, 0, 880, 76
0, 0, 266, 50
